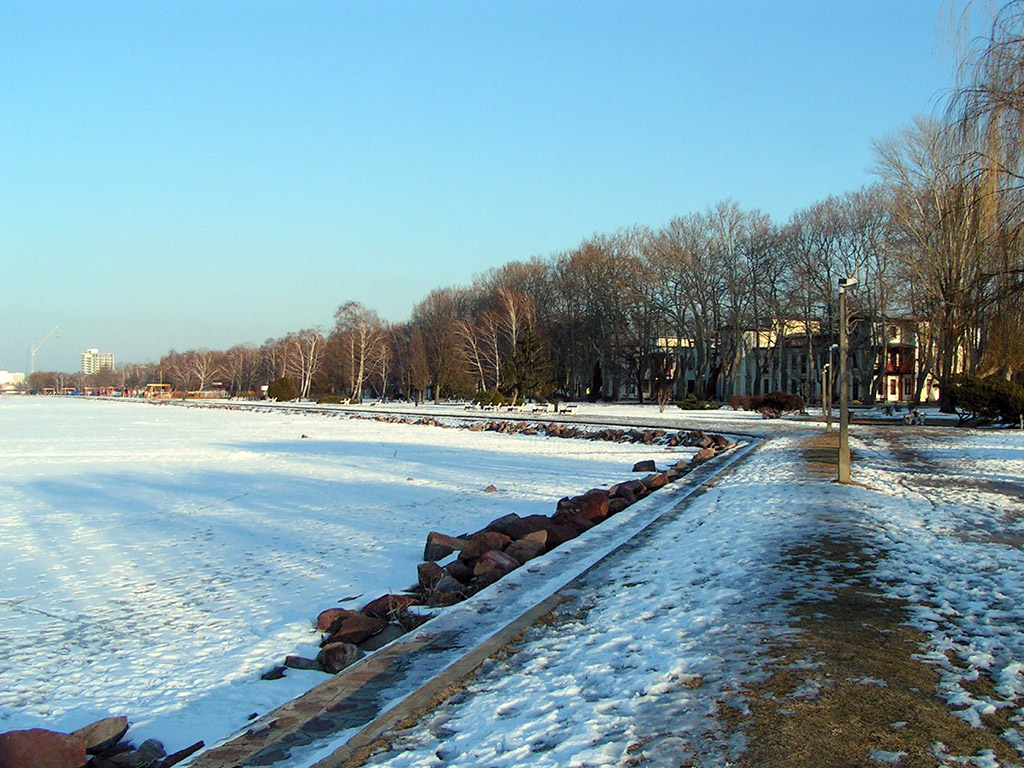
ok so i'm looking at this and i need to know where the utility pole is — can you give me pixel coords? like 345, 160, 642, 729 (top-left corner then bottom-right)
838, 278, 857, 484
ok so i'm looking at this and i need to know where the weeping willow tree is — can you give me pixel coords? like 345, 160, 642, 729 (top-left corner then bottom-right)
948, 1, 1024, 379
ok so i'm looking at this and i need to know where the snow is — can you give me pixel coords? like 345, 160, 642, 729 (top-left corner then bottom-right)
355, 425, 1024, 768
5, 396, 1024, 766
0, 397, 685, 751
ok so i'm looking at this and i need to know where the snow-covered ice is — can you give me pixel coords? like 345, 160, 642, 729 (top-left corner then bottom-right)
0, 397, 681, 751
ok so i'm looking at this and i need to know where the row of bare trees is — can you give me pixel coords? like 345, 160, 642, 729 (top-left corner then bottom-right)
31, 3, 1024, 405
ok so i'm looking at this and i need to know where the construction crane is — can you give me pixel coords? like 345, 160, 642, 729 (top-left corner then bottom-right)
28, 325, 59, 375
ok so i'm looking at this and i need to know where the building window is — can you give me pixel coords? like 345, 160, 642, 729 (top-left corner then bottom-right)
890, 380, 897, 396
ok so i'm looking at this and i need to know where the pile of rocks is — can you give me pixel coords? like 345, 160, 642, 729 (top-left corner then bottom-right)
0, 717, 203, 768
270, 430, 736, 678
343, 411, 711, 448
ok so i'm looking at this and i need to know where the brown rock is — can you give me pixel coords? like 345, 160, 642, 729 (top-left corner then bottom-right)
543, 523, 579, 548
641, 473, 669, 491
444, 559, 475, 584
473, 550, 519, 585
575, 490, 610, 522
484, 513, 550, 540
424, 531, 470, 561
317, 642, 363, 674
424, 590, 465, 607
711, 433, 729, 448
321, 613, 389, 646
417, 561, 447, 590
0, 729, 87, 768
358, 623, 407, 652
692, 447, 716, 462
551, 511, 594, 535
260, 666, 287, 680
284, 655, 323, 671
72, 715, 129, 755
505, 538, 545, 565
608, 497, 631, 515
155, 740, 205, 768
608, 483, 638, 504
316, 607, 359, 634
458, 531, 511, 563
632, 459, 657, 472
522, 529, 548, 547
362, 593, 420, 620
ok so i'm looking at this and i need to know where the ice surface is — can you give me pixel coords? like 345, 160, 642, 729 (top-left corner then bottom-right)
0, 397, 681, 751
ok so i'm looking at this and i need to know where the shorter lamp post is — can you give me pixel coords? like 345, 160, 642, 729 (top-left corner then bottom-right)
838, 276, 858, 484
824, 343, 838, 433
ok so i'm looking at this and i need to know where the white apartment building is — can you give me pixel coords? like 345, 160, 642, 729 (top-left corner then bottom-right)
81, 348, 115, 375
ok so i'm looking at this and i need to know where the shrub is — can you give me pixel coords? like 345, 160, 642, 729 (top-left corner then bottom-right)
268, 376, 298, 402
473, 389, 507, 407
676, 395, 717, 411
317, 395, 349, 405
945, 374, 1024, 423
748, 391, 805, 418
729, 395, 752, 411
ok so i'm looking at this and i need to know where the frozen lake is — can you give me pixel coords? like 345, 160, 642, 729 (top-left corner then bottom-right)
0, 397, 676, 750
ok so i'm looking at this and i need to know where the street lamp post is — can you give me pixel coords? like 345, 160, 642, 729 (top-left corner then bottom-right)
838, 277, 857, 484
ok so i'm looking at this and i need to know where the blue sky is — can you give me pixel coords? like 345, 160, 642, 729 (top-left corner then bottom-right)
2, 1, 960, 372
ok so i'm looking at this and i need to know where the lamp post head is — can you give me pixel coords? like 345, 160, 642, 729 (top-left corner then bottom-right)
838, 276, 859, 293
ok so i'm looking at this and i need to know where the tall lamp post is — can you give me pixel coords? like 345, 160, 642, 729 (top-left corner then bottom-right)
838, 276, 858, 483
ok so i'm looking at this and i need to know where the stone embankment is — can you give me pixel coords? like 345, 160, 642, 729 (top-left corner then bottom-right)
268, 429, 737, 679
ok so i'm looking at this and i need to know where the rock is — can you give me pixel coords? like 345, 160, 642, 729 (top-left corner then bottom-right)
575, 490, 610, 522
0, 729, 87, 768
358, 623, 407, 652
505, 538, 545, 565
551, 511, 594, 535
692, 447, 716, 462
522, 529, 548, 547
473, 550, 519, 585
154, 740, 204, 767
417, 561, 447, 589
608, 497, 631, 515
260, 666, 287, 680
317, 642, 363, 674
711, 433, 729, 448
641, 473, 669, 492
423, 590, 465, 607
483, 484, 498, 493
362, 593, 420, 620
543, 523, 580, 549
632, 459, 657, 472
316, 607, 359, 633
321, 613, 389, 646
608, 483, 638, 504
556, 489, 610, 521
423, 531, 470, 561
458, 531, 511, 563
444, 559, 475, 584
72, 715, 130, 755
484, 513, 549, 540
284, 655, 323, 671
104, 739, 166, 767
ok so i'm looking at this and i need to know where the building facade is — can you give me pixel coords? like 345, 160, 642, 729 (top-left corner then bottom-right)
81, 349, 115, 375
